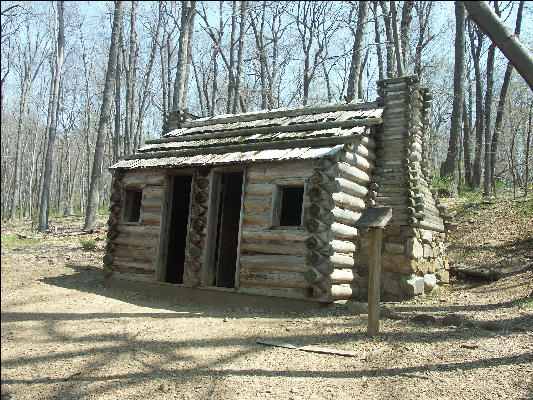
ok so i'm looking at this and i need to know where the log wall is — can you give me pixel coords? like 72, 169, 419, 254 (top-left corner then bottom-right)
238, 161, 315, 299
104, 169, 165, 279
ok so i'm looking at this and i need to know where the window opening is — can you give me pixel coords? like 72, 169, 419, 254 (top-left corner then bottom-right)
279, 186, 304, 226
123, 189, 142, 222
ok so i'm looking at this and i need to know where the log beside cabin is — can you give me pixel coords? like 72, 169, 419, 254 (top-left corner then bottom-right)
105, 75, 451, 304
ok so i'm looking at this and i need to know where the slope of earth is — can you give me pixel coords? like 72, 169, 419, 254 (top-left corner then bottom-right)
1, 195, 532, 400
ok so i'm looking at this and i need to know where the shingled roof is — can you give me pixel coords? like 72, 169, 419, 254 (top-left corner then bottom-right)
111, 100, 383, 170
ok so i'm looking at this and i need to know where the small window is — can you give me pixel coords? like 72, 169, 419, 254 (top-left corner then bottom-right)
279, 186, 304, 226
123, 189, 143, 222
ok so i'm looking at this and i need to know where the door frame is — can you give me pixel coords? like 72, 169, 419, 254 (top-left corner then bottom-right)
202, 166, 247, 288
155, 169, 194, 283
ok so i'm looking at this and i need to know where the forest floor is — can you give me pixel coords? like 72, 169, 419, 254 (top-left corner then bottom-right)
1, 191, 532, 400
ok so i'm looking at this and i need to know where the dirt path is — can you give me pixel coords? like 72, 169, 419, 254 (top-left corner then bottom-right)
1, 197, 532, 400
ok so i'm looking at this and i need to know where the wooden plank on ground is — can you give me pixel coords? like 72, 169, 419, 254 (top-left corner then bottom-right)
256, 339, 357, 357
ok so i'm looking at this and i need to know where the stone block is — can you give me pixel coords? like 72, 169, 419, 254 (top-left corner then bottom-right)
385, 243, 405, 254
400, 275, 424, 296
382, 255, 414, 275
406, 237, 423, 259
381, 270, 401, 296
435, 268, 450, 283
423, 274, 437, 292
421, 230, 433, 243
423, 244, 432, 258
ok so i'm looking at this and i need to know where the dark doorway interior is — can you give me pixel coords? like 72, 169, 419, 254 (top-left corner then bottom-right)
165, 175, 192, 283
214, 172, 243, 288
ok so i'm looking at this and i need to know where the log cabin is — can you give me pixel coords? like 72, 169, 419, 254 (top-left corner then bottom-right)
104, 75, 453, 304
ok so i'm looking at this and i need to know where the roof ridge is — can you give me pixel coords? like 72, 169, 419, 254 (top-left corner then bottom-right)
177, 100, 379, 131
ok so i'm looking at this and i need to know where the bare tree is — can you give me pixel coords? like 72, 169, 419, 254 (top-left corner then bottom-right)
491, 0, 524, 194
400, 0, 414, 71
173, 1, 196, 110
463, 1, 533, 92
83, 1, 124, 231
346, 1, 369, 102
440, 1, 465, 196
39, 0, 65, 232
390, 1, 404, 76
379, 1, 395, 77
469, 21, 484, 188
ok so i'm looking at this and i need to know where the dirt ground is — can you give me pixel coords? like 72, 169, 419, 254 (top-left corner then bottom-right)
1, 194, 532, 400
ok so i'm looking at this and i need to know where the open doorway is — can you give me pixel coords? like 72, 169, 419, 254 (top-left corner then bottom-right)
212, 172, 243, 288
165, 175, 192, 283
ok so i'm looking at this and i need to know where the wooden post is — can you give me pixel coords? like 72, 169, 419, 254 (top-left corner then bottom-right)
355, 207, 392, 338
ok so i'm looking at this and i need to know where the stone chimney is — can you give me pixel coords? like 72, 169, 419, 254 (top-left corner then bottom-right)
357, 75, 450, 299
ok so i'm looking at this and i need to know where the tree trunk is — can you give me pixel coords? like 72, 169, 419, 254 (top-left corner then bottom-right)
491, 0, 524, 195
390, 1, 404, 76
38, 1, 65, 232
482, 39, 496, 197
232, 1, 248, 113
525, 103, 532, 196
83, 1, 124, 232
463, 87, 473, 187
400, 0, 414, 71
469, 22, 484, 188
124, 1, 137, 155
173, 1, 196, 111
440, 1, 465, 197
372, 3, 384, 81
113, 21, 123, 164
462, 1, 533, 92
346, 1, 369, 102
379, 1, 395, 77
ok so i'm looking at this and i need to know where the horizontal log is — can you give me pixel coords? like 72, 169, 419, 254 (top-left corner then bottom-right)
331, 252, 355, 269
332, 192, 366, 212
241, 240, 307, 256
240, 271, 308, 289
338, 162, 371, 185
114, 246, 156, 262
331, 222, 358, 240
339, 151, 373, 172
245, 183, 274, 197
360, 134, 376, 150
243, 212, 271, 228
246, 161, 313, 183
337, 177, 368, 199
112, 265, 155, 276
331, 269, 359, 284
353, 143, 376, 161
122, 173, 164, 186
331, 239, 356, 254
141, 197, 161, 211
240, 254, 307, 273
241, 229, 308, 243
332, 207, 361, 226
117, 224, 160, 238
330, 284, 359, 299
142, 186, 164, 199
140, 211, 161, 225
306, 218, 331, 233
414, 218, 445, 232
244, 197, 271, 213
113, 235, 158, 249
113, 256, 155, 270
